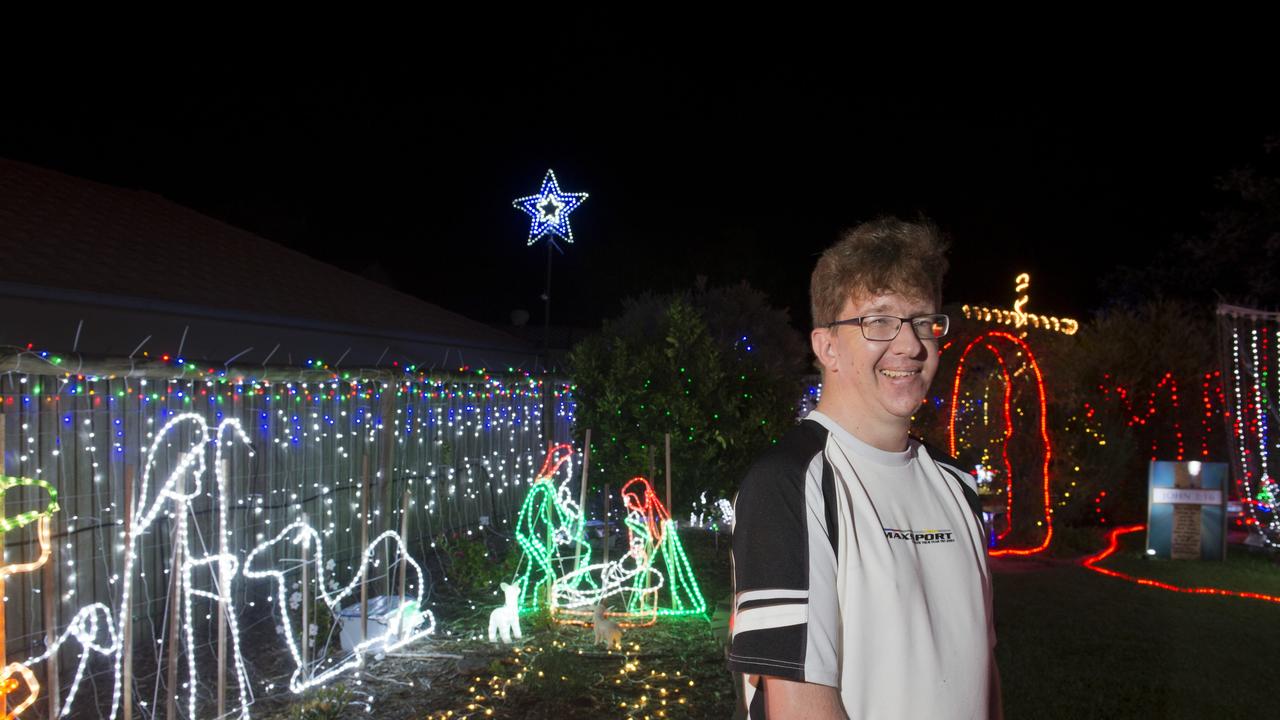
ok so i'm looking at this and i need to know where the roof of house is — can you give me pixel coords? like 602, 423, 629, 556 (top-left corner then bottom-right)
0, 157, 534, 365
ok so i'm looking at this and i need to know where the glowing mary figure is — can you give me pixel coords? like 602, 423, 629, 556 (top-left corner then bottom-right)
553, 477, 706, 626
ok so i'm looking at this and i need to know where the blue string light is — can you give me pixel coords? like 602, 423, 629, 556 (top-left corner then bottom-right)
513, 169, 589, 246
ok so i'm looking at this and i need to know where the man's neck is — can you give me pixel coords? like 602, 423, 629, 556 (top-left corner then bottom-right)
813, 399, 911, 453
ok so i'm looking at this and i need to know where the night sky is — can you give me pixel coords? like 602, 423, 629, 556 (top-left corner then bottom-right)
4, 39, 1276, 333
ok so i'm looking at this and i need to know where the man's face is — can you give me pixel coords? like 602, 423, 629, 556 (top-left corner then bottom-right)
813, 289, 940, 426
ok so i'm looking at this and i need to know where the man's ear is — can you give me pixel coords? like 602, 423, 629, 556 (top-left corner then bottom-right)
810, 327, 839, 372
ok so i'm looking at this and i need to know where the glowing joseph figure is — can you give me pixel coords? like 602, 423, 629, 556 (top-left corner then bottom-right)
513, 444, 590, 611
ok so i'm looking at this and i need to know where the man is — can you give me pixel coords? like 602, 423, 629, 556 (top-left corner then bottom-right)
727, 217, 1001, 719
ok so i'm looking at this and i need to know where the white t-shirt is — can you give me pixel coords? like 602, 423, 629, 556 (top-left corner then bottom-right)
728, 411, 995, 719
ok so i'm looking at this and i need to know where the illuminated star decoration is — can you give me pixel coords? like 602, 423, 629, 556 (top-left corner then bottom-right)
512, 169, 589, 246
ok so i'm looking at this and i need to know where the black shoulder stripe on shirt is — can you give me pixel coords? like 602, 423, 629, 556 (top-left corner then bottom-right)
820, 446, 838, 556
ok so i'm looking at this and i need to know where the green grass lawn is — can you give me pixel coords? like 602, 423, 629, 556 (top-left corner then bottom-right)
256, 528, 1278, 719
996, 531, 1280, 719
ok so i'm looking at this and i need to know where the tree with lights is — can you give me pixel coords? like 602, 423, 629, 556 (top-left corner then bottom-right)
568, 283, 805, 507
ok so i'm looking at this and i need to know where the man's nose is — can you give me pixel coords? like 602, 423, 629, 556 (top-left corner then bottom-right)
890, 326, 928, 357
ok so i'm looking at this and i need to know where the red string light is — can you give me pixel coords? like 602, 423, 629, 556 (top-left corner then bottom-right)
1097, 370, 1231, 464
947, 331, 1053, 556
1082, 524, 1280, 604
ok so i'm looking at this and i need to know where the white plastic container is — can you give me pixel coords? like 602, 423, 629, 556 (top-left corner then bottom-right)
337, 595, 421, 653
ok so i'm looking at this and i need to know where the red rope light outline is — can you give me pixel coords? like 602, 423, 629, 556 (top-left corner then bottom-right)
1082, 524, 1280, 604
948, 330, 1053, 556
983, 344, 1016, 541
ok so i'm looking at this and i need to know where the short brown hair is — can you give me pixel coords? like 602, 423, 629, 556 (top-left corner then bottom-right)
809, 216, 949, 328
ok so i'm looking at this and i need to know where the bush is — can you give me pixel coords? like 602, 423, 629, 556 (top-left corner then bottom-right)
568, 282, 805, 506
436, 532, 521, 596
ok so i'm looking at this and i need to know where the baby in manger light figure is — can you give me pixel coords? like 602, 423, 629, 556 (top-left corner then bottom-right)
551, 476, 706, 626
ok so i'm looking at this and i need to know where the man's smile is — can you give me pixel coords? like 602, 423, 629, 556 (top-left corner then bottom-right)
878, 368, 921, 379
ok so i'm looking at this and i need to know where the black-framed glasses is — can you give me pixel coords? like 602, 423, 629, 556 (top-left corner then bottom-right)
826, 314, 950, 341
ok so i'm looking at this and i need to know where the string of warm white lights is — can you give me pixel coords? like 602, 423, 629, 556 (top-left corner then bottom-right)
960, 273, 1079, 336
0, 663, 39, 719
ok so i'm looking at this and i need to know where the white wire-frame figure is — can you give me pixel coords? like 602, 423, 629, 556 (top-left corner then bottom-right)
243, 519, 435, 694
23, 603, 117, 717
104, 413, 256, 720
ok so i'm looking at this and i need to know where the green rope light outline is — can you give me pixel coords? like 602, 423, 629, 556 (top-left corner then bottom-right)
0, 476, 60, 533
513, 445, 592, 612
535, 475, 708, 624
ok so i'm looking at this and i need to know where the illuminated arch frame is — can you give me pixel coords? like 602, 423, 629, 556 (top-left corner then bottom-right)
948, 330, 1054, 556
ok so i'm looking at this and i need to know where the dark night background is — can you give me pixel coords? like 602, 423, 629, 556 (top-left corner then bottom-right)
3, 33, 1276, 332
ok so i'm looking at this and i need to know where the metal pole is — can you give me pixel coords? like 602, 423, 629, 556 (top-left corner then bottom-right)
217, 458, 229, 719
602, 482, 610, 567
398, 490, 411, 637
574, 430, 591, 571
301, 512, 310, 669
0, 413, 7, 720
664, 434, 673, 515
361, 454, 370, 643
122, 465, 135, 720
543, 238, 553, 356
43, 513, 60, 717
166, 492, 184, 720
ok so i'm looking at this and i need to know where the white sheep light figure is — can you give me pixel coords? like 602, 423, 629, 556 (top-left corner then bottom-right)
488, 581, 523, 644
592, 604, 622, 649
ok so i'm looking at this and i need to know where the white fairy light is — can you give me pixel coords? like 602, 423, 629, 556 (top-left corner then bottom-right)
243, 519, 435, 693
512, 169, 589, 246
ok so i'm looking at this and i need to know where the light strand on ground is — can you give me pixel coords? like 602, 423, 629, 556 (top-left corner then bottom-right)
1081, 524, 1280, 604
